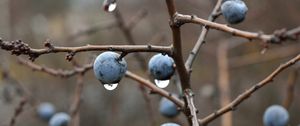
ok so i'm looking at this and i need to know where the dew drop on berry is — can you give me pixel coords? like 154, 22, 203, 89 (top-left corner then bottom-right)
103, 83, 118, 90
103, 0, 117, 12
154, 79, 170, 88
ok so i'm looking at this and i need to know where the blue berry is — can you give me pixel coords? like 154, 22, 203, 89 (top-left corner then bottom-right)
148, 54, 175, 80
263, 105, 289, 126
161, 123, 181, 126
93, 51, 127, 84
221, 0, 248, 24
159, 97, 179, 118
37, 102, 55, 121
49, 112, 70, 126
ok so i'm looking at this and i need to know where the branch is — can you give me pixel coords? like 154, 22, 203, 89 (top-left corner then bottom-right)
185, 0, 222, 69
0, 38, 172, 61
175, 14, 300, 43
199, 54, 300, 125
17, 57, 93, 78
165, 0, 198, 125
125, 71, 184, 107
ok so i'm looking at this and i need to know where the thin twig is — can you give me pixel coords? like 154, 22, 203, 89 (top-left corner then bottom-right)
125, 71, 184, 107
175, 14, 300, 43
185, 0, 222, 69
17, 57, 93, 78
0, 38, 172, 61
199, 54, 300, 125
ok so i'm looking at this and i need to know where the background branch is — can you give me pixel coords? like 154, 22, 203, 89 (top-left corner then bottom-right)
9, 97, 27, 126
18, 57, 92, 78
113, 9, 156, 126
217, 41, 232, 126
199, 54, 300, 125
69, 73, 84, 126
283, 68, 298, 109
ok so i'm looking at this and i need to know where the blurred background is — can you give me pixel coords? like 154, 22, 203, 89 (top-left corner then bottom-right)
0, 0, 299, 126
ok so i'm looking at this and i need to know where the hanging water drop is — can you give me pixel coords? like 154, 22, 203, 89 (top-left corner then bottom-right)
154, 79, 170, 88
103, 83, 118, 90
103, 0, 117, 12
107, 3, 117, 12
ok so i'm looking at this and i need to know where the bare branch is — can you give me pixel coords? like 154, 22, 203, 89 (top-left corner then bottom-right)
125, 71, 184, 107
199, 54, 300, 125
17, 57, 93, 78
165, 0, 198, 125
175, 14, 300, 43
185, 0, 222, 69
0, 38, 172, 61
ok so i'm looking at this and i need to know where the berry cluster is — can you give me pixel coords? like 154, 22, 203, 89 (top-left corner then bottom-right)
93, 52, 175, 90
37, 102, 70, 126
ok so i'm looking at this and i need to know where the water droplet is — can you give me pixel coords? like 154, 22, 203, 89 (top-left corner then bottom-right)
107, 3, 117, 12
154, 79, 170, 88
103, 0, 117, 12
103, 83, 118, 90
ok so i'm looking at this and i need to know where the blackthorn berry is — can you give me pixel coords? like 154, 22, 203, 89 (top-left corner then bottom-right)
148, 54, 175, 80
37, 102, 55, 121
93, 51, 127, 84
221, 0, 248, 24
161, 122, 181, 126
263, 105, 289, 126
49, 112, 70, 126
159, 97, 179, 118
